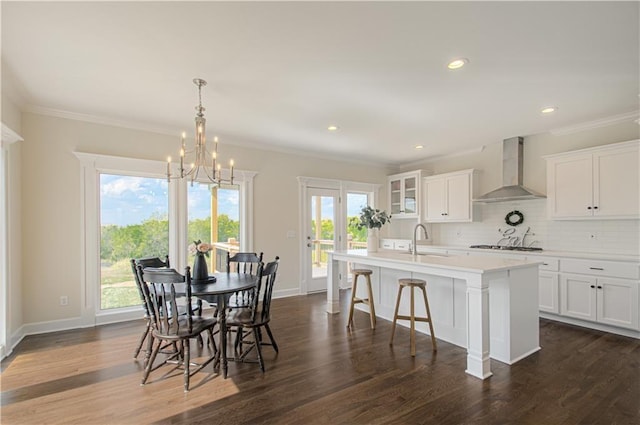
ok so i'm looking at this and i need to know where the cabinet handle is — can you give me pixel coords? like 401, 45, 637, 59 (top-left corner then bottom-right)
590, 285, 596, 288
589, 267, 604, 271
542, 263, 549, 266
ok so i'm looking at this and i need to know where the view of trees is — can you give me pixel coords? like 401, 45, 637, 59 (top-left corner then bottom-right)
310, 217, 367, 242
101, 214, 239, 262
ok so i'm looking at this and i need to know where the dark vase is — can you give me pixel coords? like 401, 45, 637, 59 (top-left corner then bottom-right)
192, 253, 209, 282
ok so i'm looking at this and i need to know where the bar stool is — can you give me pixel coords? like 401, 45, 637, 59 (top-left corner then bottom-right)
347, 268, 376, 329
389, 278, 437, 356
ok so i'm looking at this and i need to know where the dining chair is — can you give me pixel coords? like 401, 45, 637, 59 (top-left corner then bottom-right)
130, 256, 170, 360
138, 266, 218, 392
227, 256, 280, 372
227, 251, 263, 309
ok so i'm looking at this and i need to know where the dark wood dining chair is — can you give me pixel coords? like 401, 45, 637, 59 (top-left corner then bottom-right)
227, 256, 280, 372
227, 251, 263, 309
130, 256, 170, 360
138, 266, 218, 392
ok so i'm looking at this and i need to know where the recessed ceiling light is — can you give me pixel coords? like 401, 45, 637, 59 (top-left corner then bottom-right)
327, 125, 338, 131
447, 58, 468, 70
541, 106, 558, 114
415, 145, 424, 150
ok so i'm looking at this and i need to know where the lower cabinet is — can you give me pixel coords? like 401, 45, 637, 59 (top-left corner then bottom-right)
539, 271, 560, 314
560, 274, 639, 330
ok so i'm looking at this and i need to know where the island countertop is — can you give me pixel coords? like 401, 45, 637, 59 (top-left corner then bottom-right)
332, 249, 543, 274
327, 249, 542, 380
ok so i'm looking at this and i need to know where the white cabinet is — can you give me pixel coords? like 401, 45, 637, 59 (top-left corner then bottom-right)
380, 239, 411, 251
545, 140, 639, 220
537, 258, 560, 314
559, 258, 639, 331
423, 169, 477, 222
388, 170, 423, 218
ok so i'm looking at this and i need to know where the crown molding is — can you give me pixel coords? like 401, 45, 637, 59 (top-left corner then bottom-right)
23, 105, 177, 137
1, 123, 23, 146
550, 110, 640, 136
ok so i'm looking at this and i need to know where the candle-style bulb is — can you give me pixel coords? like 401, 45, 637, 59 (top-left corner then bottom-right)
229, 159, 234, 167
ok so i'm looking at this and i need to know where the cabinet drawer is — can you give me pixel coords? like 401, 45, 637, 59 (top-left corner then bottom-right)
381, 240, 394, 250
561, 258, 639, 280
395, 241, 410, 251
538, 258, 559, 272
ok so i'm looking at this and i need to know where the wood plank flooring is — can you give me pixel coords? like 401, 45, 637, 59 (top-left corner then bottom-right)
2, 292, 639, 424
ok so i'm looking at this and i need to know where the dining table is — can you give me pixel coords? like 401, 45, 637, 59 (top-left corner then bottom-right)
188, 272, 258, 379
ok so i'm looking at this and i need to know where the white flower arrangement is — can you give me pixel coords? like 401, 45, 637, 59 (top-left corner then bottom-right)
188, 239, 213, 257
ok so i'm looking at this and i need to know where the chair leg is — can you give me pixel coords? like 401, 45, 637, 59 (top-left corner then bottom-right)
141, 339, 161, 385
183, 339, 191, 392
143, 329, 154, 367
253, 327, 265, 372
421, 285, 437, 351
264, 324, 279, 353
134, 320, 150, 359
389, 285, 403, 345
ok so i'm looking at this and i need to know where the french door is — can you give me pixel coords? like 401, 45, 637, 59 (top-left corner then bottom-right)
304, 188, 339, 293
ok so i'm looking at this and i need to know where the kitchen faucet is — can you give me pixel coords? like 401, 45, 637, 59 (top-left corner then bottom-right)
412, 223, 428, 255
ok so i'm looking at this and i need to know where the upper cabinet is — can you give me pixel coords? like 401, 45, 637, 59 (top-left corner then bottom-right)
545, 140, 639, 220
423, 169, 478, 222
388, 170, 423, 218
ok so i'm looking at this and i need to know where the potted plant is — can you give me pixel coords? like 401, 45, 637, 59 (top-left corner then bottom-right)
356, 206, 391, 252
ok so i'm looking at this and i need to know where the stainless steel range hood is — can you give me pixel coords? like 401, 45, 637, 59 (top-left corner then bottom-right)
474, 137, 546, 203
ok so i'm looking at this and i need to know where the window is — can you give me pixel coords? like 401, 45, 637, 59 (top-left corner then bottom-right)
346, 192, 369, 250
99, 174, 169, 310
76, 152, 255, 321
187, 183, 240, 273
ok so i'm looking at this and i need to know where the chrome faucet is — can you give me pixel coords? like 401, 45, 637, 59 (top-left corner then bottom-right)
412, 223, 428, 255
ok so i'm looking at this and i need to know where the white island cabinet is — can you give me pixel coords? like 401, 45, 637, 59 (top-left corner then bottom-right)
326, 250, 542, 380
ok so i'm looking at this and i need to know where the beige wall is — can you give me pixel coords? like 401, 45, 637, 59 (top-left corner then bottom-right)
401, 121, 640, 196
20, 113, 389, 324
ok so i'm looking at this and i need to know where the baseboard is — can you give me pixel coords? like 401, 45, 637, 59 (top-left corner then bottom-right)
274, 288, 300, 299
539, 313, 640, 339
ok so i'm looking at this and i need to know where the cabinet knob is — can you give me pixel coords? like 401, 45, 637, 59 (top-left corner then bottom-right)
590, 285, 596, 288
593, 206, 599, 210
597, 286, 603, 289
587, 206, 592, 210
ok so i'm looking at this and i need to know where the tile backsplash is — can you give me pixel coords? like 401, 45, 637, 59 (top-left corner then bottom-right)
432, 199, 640, 256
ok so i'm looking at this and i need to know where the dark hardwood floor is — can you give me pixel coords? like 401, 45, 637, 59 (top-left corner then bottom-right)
2, 291, 639, 424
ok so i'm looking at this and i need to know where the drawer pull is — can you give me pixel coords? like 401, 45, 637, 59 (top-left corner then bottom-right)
542, 263, 549, 266
589, 267, 604, 271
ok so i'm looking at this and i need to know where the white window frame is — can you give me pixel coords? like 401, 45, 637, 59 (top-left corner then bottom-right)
1, 123, 23, 359
74, 152, 256, 325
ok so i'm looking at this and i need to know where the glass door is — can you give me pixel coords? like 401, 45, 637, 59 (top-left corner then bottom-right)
305, 188, 339, 293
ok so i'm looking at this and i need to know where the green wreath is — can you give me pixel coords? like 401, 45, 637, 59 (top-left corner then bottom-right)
505, 210, 524, 226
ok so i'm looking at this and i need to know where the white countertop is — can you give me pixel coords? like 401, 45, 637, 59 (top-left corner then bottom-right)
332, 249, 542, 274
413, 244, 640, 263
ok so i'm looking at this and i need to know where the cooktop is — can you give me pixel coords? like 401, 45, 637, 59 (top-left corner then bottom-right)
469, 244, 543, 252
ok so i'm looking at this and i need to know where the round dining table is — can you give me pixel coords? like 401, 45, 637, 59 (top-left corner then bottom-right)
189, 272, 257, 379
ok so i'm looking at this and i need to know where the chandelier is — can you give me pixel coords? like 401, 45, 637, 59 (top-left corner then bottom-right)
167, 78, 234, 185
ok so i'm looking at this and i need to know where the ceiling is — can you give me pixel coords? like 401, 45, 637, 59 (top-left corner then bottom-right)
2, 1, 639, 166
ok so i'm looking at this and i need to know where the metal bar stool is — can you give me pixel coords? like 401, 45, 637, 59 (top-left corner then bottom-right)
389, 278, 437, 356
347, 268, 376, 329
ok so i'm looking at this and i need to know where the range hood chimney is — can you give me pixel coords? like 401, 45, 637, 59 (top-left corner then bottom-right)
474, 137, 545, 203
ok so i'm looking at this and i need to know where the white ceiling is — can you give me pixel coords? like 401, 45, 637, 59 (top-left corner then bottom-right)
2, 1, 639, 166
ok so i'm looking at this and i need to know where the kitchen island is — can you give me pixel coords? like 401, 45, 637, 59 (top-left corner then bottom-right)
327, 250, 542, 379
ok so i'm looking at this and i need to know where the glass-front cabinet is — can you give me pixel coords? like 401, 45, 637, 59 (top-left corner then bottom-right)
388, 170, 423, 218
